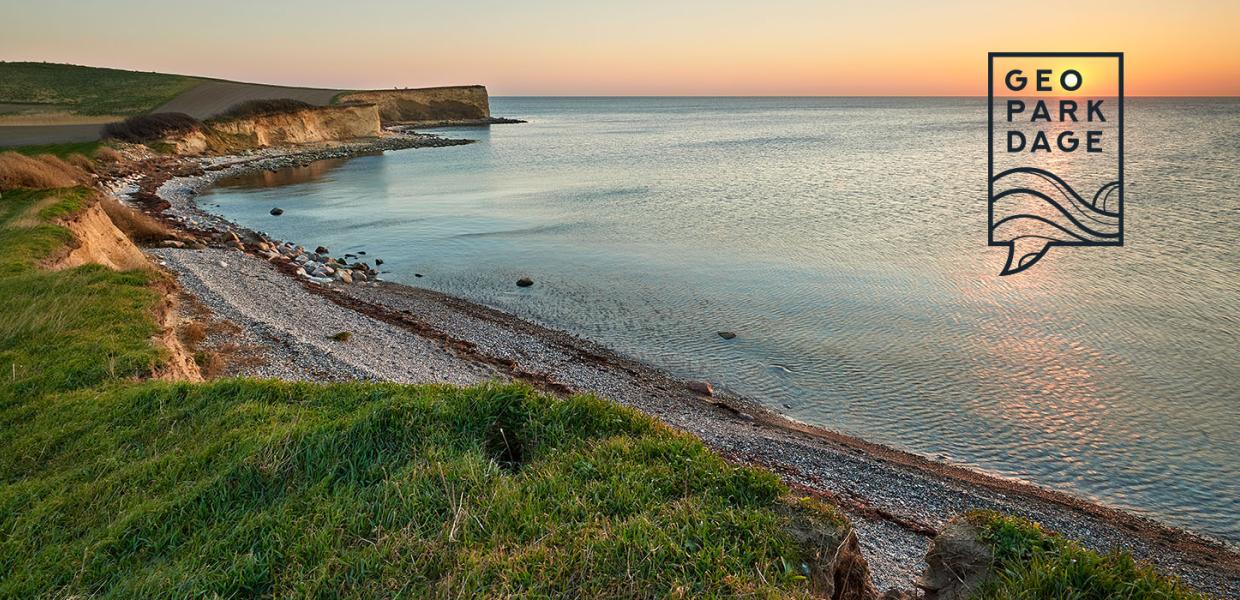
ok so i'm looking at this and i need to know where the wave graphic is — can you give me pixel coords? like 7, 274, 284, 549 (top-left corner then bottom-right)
990, 167, 1120, 275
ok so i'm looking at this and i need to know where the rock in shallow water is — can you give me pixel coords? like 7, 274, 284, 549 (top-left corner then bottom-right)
516, 277, 534, 287
270, 207, 284, 216
718, 331, 737, 340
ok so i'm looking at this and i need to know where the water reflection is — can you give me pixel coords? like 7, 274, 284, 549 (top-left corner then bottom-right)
216, 156, 362, 189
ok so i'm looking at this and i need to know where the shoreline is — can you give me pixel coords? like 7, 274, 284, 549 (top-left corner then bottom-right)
114, 134, 1240, 595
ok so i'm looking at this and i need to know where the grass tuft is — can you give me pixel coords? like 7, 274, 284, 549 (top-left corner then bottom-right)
99, 196, 176, 244
967, 510, 1206, 600
0, 152, 91, 191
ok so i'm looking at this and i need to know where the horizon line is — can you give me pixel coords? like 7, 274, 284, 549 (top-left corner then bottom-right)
5, 61, 1238, 99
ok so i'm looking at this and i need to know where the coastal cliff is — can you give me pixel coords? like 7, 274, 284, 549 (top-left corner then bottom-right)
205, 103, 382, 149
336, 86, 490, 124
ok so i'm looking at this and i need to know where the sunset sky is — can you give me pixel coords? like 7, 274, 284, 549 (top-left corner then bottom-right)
2, 0, 1237, 95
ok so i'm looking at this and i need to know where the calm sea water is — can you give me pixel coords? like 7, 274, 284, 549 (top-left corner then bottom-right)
205, 97, 1240, 545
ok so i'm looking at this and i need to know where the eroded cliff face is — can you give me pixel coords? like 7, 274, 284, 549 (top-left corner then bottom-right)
337, 86, 490, 124
207, 104, 382, 149
52, 200, 149, 272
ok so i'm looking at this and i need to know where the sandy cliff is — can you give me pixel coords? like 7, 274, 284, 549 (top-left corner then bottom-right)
337, 86, 490, 124
52, 200, 149, 271
208, 103, 382, 148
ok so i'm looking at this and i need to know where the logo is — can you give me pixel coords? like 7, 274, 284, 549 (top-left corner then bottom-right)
988, 52, 1124, 275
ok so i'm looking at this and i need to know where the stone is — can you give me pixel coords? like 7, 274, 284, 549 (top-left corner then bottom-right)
315, 246, 330, 255
354, 270, 368, 282
414, 273, 423, 278
718, 331, 737, 340
159, 239, 186, 249
687, 380, 714, 396
339, 270, 353, 284
374, 258, 384, 266
516, 277, 534, 287
270, 207, 284, 216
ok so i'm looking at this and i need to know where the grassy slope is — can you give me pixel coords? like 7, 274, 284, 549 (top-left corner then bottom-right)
0, 188, 162, 397
6, 141, 104, 159
0, 185, 841, 597
0, 63, 201, 116
0, 381, 838, 597
970, 511, 1204, 600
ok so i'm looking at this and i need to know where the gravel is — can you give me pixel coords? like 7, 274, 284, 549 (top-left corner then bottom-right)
150, 247, 493, 385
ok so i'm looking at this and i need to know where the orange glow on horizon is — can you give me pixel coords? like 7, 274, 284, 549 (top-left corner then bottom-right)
2, 0, 1237, 96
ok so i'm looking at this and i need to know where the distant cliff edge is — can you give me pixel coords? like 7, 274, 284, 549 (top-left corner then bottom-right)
337, 86, 491, 125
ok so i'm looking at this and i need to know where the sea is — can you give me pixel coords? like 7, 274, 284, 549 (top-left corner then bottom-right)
202, 97, 1240, 545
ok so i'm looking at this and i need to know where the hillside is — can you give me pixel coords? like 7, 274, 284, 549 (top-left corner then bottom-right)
0, 63, 493, 147
0, 62, 202, 119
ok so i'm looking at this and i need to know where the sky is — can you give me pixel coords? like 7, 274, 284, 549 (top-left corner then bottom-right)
2, 0, 1237, 95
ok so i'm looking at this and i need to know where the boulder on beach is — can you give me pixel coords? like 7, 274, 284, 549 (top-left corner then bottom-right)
270, 207, 284, 216
516, 277, 534, 287
687, 380, 714, 396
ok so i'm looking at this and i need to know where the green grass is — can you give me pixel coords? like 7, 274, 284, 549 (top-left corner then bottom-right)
0, 380, 846, 597
0, 62, 201, 116
6, 141, 104, 159
968, 511, 1206, 600
0, 188, 163, 398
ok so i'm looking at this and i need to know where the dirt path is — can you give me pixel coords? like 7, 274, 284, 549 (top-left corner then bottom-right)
0, 124, 104, 147
151, 80, 341, 119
